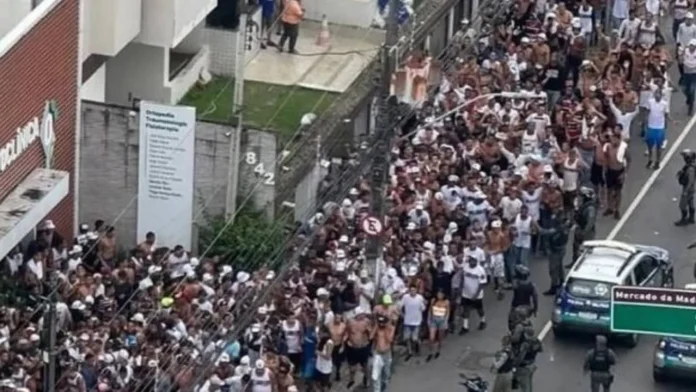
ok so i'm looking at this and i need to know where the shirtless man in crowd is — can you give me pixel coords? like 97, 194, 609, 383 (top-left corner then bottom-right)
328, 313, 347, 382
372, 315, 396, 392
344, 309, 372, 389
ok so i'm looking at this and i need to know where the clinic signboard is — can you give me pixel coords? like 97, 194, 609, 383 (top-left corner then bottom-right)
0, 101, 58, 173
137, 101, 196, 248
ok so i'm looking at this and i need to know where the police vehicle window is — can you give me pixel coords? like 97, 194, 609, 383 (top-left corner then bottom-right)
634, 257, 658, 284
566, 278, 612, 299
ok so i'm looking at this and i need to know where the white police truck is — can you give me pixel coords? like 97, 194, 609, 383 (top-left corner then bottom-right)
552, 240, 673, 347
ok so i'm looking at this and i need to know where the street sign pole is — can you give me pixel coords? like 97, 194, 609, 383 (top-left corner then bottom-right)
611, 286, 696, 339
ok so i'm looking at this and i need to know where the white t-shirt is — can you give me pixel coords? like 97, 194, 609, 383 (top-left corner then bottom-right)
647, 97, 669, 129
463, 247, 486, 266
407, 209, 431, 227
513, 214, 533, 249
525, 113, 551, 136
282, 320, 302, 354
500, 196, 523, 221
402, 293, 426, 326
522, 187, 543, 221
440, 254, 455, 273
358, 281, 375, 312
466, 200, 492, 226
460, 263, 487, 300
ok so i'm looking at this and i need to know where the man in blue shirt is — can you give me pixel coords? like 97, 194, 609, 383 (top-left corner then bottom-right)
260, 0, 276, 48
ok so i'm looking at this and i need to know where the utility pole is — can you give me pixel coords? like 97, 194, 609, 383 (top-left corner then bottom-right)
604, 1, 612, 34
225, 9, 248, 222
365, 0, 400, 289
43, 268, 57, 392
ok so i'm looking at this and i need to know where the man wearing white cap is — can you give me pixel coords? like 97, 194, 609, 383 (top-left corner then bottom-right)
674, 2, 692, 39
678, 13, 696, 79
341, 198, 356, 221
345, 307, 371, 388
380, 268, 406, 299
407, 201, 431, 228
466, 191, 493, 227
250, 359, 274, 392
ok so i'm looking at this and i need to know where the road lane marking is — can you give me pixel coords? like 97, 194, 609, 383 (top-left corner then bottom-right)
537, 112, 696, 341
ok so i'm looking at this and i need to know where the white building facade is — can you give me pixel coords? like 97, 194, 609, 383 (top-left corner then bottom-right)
79, 0, 217, 105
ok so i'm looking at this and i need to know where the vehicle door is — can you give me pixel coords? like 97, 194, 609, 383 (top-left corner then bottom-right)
633, 255, 661, 287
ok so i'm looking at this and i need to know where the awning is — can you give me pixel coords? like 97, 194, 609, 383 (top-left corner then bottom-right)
0, 168, 69, 257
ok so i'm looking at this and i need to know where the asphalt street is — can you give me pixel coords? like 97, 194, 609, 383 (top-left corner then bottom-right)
387, 22, 696, 392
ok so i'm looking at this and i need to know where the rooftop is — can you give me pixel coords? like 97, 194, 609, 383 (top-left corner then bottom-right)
571, 247, 633, 283
181, 19, 381, 138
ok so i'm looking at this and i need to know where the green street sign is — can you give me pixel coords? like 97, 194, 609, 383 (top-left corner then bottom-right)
610, 286, 696, 339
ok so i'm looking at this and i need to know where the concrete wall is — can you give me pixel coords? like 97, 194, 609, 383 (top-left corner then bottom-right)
289, 95, 375, 223
105, 42, 169, 106
302, 0, 375, 28
81, 63, 106, 102
168, 45, 211, 103
104, 41, 210, 106
78, 101, 277, 248
0, 0, 32, 38
204, 7, 262, 78
85, 0, 143, 57
293, 161, 326, 222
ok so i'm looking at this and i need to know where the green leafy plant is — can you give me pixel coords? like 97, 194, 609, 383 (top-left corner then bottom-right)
198, 206, 287, 271
0, 274, 31, 306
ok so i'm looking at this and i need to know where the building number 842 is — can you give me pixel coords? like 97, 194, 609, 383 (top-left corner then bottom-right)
245, 152, 275, 186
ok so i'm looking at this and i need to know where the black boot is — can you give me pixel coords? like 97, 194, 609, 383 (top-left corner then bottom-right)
543, 286, 558, 296
689, 207, 696, 224
675, 209, 689, 226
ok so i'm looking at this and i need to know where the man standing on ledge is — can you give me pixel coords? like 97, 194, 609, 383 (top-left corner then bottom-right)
278, 0, 304, 54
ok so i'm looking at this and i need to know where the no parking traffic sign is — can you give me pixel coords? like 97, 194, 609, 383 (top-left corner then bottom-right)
361, 216, 383, 236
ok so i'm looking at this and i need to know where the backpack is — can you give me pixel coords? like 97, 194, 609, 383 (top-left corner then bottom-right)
678, 165, 693, 186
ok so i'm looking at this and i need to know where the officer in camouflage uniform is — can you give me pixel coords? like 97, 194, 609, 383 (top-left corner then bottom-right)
675, 149, 696, 226
570, 187, 597, 267
540, 212, 572, 296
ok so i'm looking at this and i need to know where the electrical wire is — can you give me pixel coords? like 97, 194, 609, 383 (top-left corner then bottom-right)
60, 128, 369, 390
13, 2, 389, 342
127, 111, 388, 392
125, 3, 512, 388
8, 8, 439, 392
10, 20, 380, 373
48, 75, 375, 388
53, 2, 506, 388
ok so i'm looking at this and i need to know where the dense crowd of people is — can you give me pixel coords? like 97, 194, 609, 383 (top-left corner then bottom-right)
0, 0, 684, 391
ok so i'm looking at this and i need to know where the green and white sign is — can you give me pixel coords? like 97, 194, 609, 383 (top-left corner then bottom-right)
0, 100, 58, 172
611, 286, 696, 339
